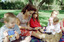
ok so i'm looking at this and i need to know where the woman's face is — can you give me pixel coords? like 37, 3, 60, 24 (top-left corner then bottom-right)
33, 14, 37, 18
26, 10, 35, 16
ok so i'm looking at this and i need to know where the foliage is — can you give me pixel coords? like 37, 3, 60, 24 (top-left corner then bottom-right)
0, 10, 64, 27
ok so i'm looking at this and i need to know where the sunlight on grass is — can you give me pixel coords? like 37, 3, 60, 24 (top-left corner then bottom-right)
0, 10, 64, 27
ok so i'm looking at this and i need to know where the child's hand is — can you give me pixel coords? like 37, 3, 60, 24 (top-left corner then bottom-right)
3, 30, 8, 37
19, 26, 22, 29
14, 31, 18, 36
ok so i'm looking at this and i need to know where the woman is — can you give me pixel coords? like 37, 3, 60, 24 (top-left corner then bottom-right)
17, 4, 36, 36
17, 4, 45, 39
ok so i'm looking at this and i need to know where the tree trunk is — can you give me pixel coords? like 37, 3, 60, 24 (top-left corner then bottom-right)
33, 0, 39, 9
37, 0, 45, 10
29, 0, 33, 5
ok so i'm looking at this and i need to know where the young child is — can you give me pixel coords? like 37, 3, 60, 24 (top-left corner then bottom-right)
30, 12, 41, 28
59, 18, 64, 42
46, 17, 62, 42
48, 10, 59, 26
0, 12, 21, 42
0, 12, 31, 42
60, 18, 64, 32
47, 17, 61, 34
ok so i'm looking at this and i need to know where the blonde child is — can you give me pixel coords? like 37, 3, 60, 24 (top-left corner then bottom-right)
46, 17, 62, 42
48, 10, 59, 26
0, 12, 31, 42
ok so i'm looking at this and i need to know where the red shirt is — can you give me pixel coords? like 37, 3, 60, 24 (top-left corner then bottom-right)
30, 18, 41, 28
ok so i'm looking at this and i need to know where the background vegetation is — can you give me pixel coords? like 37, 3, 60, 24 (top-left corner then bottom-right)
0, 0, 64, 10
0, 10, 64, 27
0, 0, 64, 27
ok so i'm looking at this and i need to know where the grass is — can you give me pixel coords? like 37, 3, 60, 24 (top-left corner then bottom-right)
0, 10, 64, 27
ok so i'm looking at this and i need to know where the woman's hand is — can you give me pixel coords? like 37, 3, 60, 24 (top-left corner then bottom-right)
35, 27, 41, 30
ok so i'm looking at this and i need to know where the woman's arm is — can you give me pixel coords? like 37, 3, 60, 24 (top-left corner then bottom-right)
19, 26, 36, 30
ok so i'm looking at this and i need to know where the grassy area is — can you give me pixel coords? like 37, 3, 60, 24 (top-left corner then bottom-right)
0, 10, 64, 27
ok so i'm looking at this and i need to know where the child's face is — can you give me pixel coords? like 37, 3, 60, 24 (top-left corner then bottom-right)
6, 18, 16, 28
33, 14, 37, 18
53, 12, 58, 17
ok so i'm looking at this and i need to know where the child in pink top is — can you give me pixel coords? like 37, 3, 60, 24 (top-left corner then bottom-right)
48, 10, 59, 26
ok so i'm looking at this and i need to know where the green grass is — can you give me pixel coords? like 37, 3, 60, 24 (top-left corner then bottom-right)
0, 10, 64, 27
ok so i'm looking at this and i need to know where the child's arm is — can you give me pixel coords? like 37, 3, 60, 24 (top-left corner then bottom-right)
14, 31, 19, 39
3, 31, 9, 42
3, 36, 9, 42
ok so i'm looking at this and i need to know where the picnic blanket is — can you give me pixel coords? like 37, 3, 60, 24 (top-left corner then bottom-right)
31, 36, 44, 42
59, 32, 64, 42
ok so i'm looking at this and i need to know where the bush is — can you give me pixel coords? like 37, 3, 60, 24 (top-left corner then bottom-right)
0, 1, 25, 9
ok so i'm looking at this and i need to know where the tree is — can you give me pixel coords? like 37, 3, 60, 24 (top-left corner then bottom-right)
28, 0, 54, 10
28, 0, 45, 10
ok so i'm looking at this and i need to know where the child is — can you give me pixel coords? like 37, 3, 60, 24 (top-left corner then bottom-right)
46, 17, 62, 42
47, 17, 61, 34
59, 18, 64, 42
30, 11, 46, 40
0, 12, 31, 42
30, 12, 41, 28
48, 10, 59, 26
0, 12, 21, 42
60, 18, 64, 32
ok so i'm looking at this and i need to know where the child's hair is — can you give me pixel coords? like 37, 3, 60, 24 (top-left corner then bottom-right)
53, 17, 59, 23
51, 10, 59, 16
22, 4, 37, 14
4, 12, 16, 22
32, 11, 39, 22
16, 18, 20, 25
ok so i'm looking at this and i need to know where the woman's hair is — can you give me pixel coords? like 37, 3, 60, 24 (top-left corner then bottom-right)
32, 11, 39, 22
4, 12, 16, 22
51, 10, 59, 16
53, 17, 59, 23
22, 4, 37, 14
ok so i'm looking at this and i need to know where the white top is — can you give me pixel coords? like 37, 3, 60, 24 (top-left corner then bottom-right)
46, 23, 61, 35
48, 17, 53, 26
